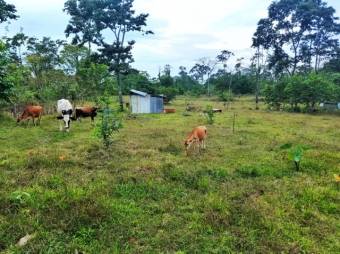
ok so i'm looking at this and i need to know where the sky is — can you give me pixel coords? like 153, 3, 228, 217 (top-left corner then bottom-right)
2, 0, 340, 77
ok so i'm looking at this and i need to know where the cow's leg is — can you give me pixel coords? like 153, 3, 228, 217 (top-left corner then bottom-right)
26, 118, 30, 127
194, 140, 199, 155
32, 117, 36, 126
198, 141, 202, 154
59, 121, 63, 131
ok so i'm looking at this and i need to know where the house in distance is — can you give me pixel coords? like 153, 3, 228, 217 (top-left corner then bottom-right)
130, 89, 165, 114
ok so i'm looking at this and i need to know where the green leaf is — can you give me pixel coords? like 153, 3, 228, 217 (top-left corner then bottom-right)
280, 143, 293, 150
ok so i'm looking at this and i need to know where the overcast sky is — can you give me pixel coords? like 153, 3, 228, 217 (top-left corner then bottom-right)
2, 0, 340, 76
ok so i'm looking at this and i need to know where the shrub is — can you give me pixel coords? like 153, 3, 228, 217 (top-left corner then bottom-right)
219, 91, 234, 103
204, 105, 214, 125
94, 98, 122, 147
264, 73, 339, 112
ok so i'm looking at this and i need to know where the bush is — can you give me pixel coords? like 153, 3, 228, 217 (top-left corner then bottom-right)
94, 98, 122, 147
219, 91, 234, 103
264, 73, 339, 112
204, 105, 214, 125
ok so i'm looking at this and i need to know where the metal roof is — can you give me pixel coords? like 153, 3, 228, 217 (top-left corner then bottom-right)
130, 89, 148, 97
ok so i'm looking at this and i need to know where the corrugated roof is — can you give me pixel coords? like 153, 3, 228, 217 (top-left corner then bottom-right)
130, 89, 148, 97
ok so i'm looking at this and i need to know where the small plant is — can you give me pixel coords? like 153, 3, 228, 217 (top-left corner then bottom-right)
94, 100, 122, 147
204, 105, 214, 125
280, 143, 310, 171
10, 191, 32, 206
220, 91, 234, 103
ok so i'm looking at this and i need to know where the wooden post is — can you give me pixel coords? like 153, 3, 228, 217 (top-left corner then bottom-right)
232, 112, 237, 134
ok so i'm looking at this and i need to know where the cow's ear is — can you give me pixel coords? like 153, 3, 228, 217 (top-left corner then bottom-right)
57, 116, 63, 120
70, 116, 77, 121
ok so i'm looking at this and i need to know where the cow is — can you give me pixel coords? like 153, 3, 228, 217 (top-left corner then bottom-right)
75, 106, 98, 123
184, 126, 207, 155
57, 99, 75, 132
17, 105, 43, 126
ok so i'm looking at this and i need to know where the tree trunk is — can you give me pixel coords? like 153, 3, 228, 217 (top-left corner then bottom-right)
117, 71, 124, 112
207, 74, 211, 96
255, 47, 260, 110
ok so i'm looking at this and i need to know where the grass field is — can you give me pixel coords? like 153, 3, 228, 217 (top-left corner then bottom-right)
0, 97, 339, 253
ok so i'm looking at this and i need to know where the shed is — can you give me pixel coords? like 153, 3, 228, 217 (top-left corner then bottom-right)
320, 102, 340, 111
130, 89, 164, 114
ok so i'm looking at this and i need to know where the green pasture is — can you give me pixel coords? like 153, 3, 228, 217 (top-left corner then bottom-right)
0, 97, 339, 253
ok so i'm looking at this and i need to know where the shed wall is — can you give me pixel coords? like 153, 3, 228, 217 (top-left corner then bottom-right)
131, 95, 151, 113
150, 97, 164, 113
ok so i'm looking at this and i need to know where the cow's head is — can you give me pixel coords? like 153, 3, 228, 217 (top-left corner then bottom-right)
57, 109, 75, 131
184, 137, 197, 151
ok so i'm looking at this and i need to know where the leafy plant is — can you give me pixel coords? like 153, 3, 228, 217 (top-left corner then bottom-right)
10, 191, 32, 206
204, 105, 214, 125
280, 143, 310, 171
219, 91, 234, 103
94, 99, 122, 147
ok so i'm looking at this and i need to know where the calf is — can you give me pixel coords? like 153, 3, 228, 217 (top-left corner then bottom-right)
17, 105, 43, 126
75, 107, 98, 122
57, 99, 74, 131
184, 126, 207, 155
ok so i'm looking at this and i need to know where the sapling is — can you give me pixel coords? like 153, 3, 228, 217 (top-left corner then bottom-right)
290, 145, 303, 171
94, 97, 122, 147
205, 105, 214, 125
280, 144, 309, 171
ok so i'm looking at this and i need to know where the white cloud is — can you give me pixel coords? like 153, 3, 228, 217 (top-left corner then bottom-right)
132, 0, 270, 75
3, 0, 340, 76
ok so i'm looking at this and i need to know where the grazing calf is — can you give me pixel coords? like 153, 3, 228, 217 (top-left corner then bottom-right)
184, 126, 207, 155
75, 107, 98, 122
57, 99, 74, 131
17, 106, 43, 126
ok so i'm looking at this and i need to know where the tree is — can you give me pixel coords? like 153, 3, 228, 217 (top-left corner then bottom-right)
64, 0, 102, 49
216, 50, 234, 95
0, 41, 13, 103
251, 47, 265, 109
190, 58, 217, 96
159, 64, 174, 87
253, 0, 340, 76
0, 0, 18, 104
323, 46, 340, 72
176, 66, 199, 93
26, 37, 65, 74
64, 0, 153, 111
60, 44, 89, 75
5, 31, 29, 63
0, 0, 18, 23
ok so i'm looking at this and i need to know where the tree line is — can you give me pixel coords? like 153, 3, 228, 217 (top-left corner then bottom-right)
0, 0, 339, 113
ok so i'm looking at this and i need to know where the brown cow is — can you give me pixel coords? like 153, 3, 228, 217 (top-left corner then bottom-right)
17, 105, 43, 126
184, 126, 207, 155
75, 107, 98, 122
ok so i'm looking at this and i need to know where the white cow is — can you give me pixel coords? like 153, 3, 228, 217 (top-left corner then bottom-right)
57, 99, 74, 131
